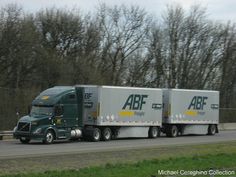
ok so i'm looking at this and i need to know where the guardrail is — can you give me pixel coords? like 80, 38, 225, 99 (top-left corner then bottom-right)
218, 123, 236, 130
1, 123, 236, 140
0, 131, 13, 140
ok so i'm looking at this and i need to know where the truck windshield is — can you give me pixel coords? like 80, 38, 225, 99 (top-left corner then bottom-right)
30, 106, 53, 116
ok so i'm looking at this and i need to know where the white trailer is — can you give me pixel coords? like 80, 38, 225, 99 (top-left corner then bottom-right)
76, 85, 163, 141
162, 89, 219, 137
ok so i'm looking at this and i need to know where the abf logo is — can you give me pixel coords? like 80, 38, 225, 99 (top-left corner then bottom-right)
122, 94, 148, 110
119, 94, 148, 117
188, 96, 208, 110
185, 96, 208, 116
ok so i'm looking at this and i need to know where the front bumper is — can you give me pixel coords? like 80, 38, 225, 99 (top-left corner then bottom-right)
13, 131, 44, 140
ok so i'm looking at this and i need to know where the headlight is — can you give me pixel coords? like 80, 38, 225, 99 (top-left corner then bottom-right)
33, 128, 42, 134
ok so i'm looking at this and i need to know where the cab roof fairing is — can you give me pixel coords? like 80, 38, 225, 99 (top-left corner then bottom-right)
32, 86, 75, 106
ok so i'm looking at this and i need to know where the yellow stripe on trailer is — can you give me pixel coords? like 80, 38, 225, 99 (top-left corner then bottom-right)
185, 110, 198, 116
119, 111, 134, 117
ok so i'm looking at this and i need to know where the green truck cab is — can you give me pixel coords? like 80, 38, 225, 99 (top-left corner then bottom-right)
13, 86, 82, 144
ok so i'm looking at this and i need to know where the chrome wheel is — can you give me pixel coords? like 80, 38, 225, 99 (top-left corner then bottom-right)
149, 127, 159, 138
102, 128, 112, 141
92, 128, 101, 142
172, 126, 178, 137
43, 130, 54, 144
166, 125, 178, 137
208, 125, 216, 135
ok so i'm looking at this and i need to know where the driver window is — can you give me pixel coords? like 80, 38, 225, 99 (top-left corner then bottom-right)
62, 93, 76, 104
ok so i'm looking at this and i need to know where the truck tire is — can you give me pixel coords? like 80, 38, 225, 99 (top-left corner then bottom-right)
166, 125, 178, 137
148, 127, 160, 138
91, 128, 101, 142
208, 124, 216, 135
102, 127, 112, 141
20, 137, 30, 144
43, 130, 55, 144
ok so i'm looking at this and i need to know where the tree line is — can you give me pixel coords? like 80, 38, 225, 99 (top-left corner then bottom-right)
0, 4, 236, 129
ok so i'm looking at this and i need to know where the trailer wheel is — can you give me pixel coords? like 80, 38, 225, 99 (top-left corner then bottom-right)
208, 124, 216, 135
91, 128, 101, 142
148, 127, 160, 138
102, 127, 112, 141
166, 125, 178, 137
43, 130, 55, 144
20, 137, 30, 144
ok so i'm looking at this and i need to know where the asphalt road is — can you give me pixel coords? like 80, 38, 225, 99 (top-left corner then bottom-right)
0, 130, 236, 159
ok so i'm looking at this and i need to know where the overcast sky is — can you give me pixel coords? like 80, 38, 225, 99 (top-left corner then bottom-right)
0, 0, 235, 22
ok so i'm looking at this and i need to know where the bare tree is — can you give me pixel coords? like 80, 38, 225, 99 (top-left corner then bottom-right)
0, 4, 41, 89
148, 5, 226, 90
219, 23, 236, 107
35, 8, 85, 87
145, 24, 166, 88
162, 5, 184, 88
97, 4, 152, 85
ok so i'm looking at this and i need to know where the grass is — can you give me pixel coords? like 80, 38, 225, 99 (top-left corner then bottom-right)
1, 142, 236, 177
2, 153, 236, 177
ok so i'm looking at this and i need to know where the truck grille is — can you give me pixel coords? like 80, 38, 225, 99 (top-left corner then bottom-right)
17, 122, 30, 132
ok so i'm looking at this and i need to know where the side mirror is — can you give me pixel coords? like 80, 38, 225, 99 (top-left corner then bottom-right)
54, 105, 64, 116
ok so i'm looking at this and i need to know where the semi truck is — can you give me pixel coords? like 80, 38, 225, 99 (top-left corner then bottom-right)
13, 85, 219, 144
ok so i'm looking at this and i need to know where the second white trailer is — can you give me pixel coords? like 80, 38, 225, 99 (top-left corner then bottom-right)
162, 89, 219, 137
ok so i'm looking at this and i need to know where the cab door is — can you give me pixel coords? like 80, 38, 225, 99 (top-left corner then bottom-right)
60, 92, 78, 128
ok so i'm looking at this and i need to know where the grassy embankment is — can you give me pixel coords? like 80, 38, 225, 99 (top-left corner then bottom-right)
1, 142, 236, 177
